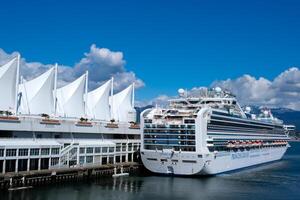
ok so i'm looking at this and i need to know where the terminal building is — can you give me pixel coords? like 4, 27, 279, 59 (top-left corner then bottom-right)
0, 55, 140, 175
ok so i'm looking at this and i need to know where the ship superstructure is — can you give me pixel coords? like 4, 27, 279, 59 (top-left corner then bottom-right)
0, 56, 140, 174
140, 87, 289, 175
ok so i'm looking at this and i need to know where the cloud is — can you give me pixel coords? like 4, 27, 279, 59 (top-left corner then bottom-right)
0, 44, 144, 92
71, 44, 144, 90
145, 68, 300, 110
211, 67, 300, 110
136, 95, 173, 108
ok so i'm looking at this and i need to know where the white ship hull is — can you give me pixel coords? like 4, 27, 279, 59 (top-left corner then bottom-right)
141, 146, 288, 175
140, 89, 290, 176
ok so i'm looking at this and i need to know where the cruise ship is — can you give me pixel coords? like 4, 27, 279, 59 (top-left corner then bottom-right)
140, 87, 290, 175
0, 55, 140, 174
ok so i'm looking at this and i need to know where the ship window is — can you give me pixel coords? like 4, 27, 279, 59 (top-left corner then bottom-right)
51, 148, 60, 155
30, 148, 40, 156
86, 147, 93, 154
6, 149, 17, 157
95, 147, 101, 153
0, 149, 4, 157
147, 158, 157, 161
184, 119, 195, 124
41, 148, 50, 155
18, 149, 28, 156
80, 147, 85, 154
182, 160, 197, 163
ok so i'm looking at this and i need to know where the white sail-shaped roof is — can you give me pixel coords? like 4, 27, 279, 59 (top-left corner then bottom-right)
87, 79, 112, 120
110, 84, 135, 122
19, 67, 55, 115
56, 73, 87, 118
0, 57, 19, 112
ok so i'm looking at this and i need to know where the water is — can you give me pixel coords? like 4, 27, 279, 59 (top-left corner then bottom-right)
4, 142, 300, 200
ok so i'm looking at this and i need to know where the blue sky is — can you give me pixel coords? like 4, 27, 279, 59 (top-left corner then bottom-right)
1, 0, 300, 106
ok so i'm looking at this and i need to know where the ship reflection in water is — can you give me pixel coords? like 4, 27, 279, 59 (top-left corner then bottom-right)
4, 142, 300, 200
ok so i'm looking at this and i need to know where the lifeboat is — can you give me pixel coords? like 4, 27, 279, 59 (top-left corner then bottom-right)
238, 140, 244, 148
253, 140, 259, 147
246, 140, 251, 148
233, 141, 240, 148
227, 141, 236, 148
242, 141, 247, 148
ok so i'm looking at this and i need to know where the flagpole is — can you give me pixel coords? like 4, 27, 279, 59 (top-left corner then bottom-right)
84, 71, 89, 117
15, 54, 20, 115
110, 77, 114, 120
53, 63, 58, 116
132, 82, 135, 107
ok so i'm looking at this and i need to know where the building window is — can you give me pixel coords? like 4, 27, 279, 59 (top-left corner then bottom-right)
86, 156, 93, 163
41, 148, 50, 155
128, 143, 133, 151
109, 156, 114, 164
51, 148, 60, 155
102, 157, 107, 165
18, 149, 28, 156
86, 147, 93, 154
116, 156, 120, 163
0, 149, 4, 157
102, 147, 108, 153
95, 147, 101, 153
80, 147, 85, 154
133, 144, 139, 151
6, 149, 17, 157
128, 153, 132, 162
116, 144, 121, 152
79, 156, 85, 164
51, 157, 59, 166
122, 143, 126, 151
122, 155, 126, 162
109, 147, 114, 153
30, 148, 40, 156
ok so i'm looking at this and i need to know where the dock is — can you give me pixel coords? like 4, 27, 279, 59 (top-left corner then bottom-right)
0, 162, 141, 190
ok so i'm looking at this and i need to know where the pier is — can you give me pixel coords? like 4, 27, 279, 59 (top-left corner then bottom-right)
0, 162, 141, 190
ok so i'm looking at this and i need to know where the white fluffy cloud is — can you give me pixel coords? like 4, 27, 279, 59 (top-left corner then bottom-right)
136, 95, 172, 108
146, 68, 300, 110
211, 68, 300, 110
0, 44, 144, 92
